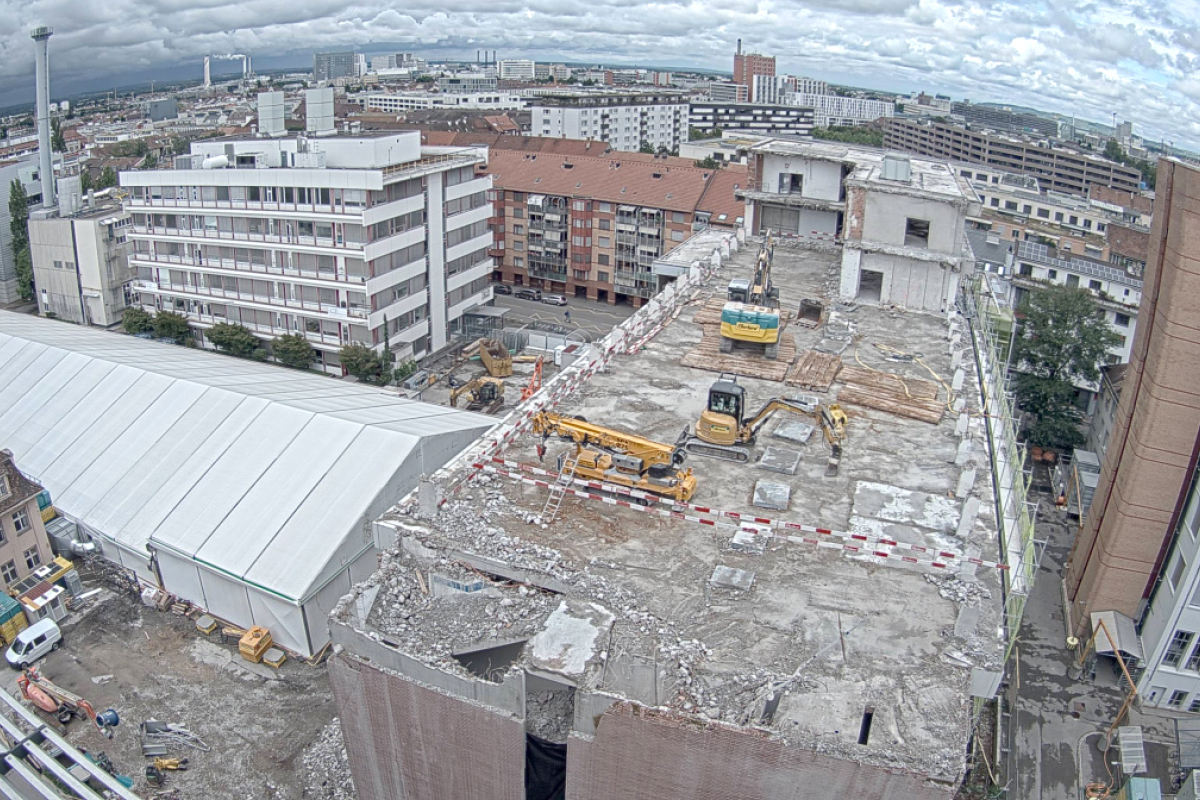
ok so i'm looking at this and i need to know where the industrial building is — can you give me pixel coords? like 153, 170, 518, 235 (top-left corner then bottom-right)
1065, 159, 1200, 711
688, 101, 815, 138
29, 192, 134, 327
0, 311, 494, 657
738, 139, 978, 312
531, 93, 690, 153
949, 102, 1058, 138
328, 228, 1011, 799
360, 92, 527, 114
120, 91, 495, 372
879, 118, 1143, 195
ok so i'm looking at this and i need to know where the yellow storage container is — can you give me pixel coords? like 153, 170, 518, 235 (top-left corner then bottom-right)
0, 614, 29, 645
238, 626, 273, 664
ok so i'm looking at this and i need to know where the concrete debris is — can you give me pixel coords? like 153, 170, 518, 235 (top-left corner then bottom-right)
772, 421, 815, 444
525, 689, 575, 744
752, 480, 791, 510
757, 447, 802, 475
302, 719, 357, 800
710, 565, 755, 591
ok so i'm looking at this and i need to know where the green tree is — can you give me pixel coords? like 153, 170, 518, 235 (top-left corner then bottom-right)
122, 307, 155, 334
51, 118, 66, 152
97, 166, 118, 189
8, 179, 33, 300
693, 156, 721, 170
80, 171, 93, 192
1013, 285, 1123, 449
143, 153, 158, 169
206, 322, 263, 359
339, 343, 386, 384
13, 246, 33, 302
152, 310, 192, 343
812, 126, 884, 147
416, 75, 435, 84
1103, 139, 1124, 162
272, 333, 315, 369
638, 141, 655, 154
170, 135, 191, 155
393, 359, 419, 383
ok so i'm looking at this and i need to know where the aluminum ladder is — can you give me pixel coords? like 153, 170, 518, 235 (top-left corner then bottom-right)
541, 456, 578, 523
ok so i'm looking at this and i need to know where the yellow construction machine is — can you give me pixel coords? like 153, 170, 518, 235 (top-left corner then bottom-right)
720, 236, 782, 358
531, 411, 697, 502
450, 376, 506, 413
686, 374, 848, 474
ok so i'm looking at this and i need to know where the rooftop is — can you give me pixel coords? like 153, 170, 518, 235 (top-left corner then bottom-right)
339, 239, 1005, 783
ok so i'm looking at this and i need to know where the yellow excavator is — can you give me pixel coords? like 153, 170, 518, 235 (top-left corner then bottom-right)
686, 374, 848, 475
531, 411, 697, 502
720, 236, 782, 359
450, 377, 505, 413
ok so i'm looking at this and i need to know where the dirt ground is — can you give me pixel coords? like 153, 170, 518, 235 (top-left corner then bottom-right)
4, 588, 343, 798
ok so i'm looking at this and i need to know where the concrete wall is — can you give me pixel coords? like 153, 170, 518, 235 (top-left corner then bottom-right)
30, 217, 85, 323
760, 154, 842, 202
854, 251, 956, 312
861, 193, 961, 255
1066, 159, 1200, 637
565, 703, 950, 800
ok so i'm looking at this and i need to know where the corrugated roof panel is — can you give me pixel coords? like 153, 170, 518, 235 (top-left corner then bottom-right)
0, 359, 117, 462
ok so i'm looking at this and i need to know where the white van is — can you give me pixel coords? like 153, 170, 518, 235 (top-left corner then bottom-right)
6, 619, 63, 669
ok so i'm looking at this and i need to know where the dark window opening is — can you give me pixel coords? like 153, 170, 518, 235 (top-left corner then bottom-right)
452, 640, 527, 682
904, 218, 930, 247
857, 705, 875, 745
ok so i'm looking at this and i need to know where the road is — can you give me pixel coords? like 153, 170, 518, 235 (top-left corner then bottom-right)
491, 293, 636, 339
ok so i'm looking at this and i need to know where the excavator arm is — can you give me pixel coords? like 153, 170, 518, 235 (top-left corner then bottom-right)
740, 397, 819, 440
531, 411, 687, 469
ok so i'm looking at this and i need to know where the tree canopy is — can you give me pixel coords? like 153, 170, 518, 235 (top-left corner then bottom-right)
152, 311, 192, 343
206, 322, 264, 359
8, 179, 32, 300
339, 343, 388, 384
121, 307, 154, 334
272, 333, 315, 369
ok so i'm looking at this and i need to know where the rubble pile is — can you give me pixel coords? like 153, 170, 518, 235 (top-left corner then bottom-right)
301, 719, 356, 800
524, 688, 575, 743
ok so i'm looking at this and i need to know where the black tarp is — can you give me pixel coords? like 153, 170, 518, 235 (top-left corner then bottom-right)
525, 733, 566, 800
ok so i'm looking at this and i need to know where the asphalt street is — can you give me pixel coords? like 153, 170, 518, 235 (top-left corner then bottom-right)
491, 292, 637, 339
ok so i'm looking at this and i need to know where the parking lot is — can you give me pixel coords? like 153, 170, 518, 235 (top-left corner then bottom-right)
7, 587, 346, 798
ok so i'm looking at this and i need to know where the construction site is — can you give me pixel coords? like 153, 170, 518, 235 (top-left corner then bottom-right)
329, 230, 1008, 799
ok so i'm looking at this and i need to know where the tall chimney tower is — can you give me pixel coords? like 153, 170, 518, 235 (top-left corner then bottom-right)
31, 26, 56, 209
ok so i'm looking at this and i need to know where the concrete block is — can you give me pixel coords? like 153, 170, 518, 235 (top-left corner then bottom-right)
951, 349, 963, 370
955, 468, 976, 499
418, 477, 440, 519
956, 497, 981, 538
773, 421, 815, 444
752, 480, 791, 511
969, 668, 1004, 699
954, 439, 973, 467
710, 565, 755, 591
953, 604, 979, 638
955, 413, 969, 436
958, 547, 981, 580
951, 367, 965, 393
757, 447, 802, 475
730, 527, 767, 554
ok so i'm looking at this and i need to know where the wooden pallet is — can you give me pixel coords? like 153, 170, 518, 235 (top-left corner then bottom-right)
837, 365, 944, 424
680, 328, 796, 382
692, 297, 793, 326
786, 350, 843, 391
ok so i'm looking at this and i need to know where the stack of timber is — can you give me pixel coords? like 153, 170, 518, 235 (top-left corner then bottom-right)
837, 365, 944, 424
681, 327, 796, 381
786, 350, 843, 391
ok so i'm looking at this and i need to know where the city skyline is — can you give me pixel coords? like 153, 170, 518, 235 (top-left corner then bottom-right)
0, 0, 1197, 149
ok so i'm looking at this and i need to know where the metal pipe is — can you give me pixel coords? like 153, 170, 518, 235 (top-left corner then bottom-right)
31, 26, 56, 209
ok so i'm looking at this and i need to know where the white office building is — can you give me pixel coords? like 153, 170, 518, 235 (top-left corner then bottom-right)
752, 75, 795, 106
120, 117, 493, 374
361, 92, 527, 114
532, 92, 689, 153
497, 60, 536, 81
786, 92, 894, 127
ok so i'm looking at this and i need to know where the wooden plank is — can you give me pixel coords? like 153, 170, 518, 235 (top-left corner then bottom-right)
838, 386, 944, 425
786, 350, 842, 391
680, 329, 796, 382
838, 365, 939, 401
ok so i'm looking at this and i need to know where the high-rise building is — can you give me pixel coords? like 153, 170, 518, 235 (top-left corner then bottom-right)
707, 81, 748, 103
688, 101, 814, 138
313, 51, 357, 82
1065, 160, 1200, 714
531, 93, 689, 153
497, 60, 536, 81
119, 129, 494, 373
787, 93, 894, 127
732, 40, 775, 102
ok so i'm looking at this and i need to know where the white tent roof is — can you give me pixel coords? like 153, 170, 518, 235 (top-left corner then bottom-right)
0, 311, 495, 602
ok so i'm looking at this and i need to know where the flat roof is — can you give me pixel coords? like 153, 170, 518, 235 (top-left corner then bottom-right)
347, 242, 1005, 781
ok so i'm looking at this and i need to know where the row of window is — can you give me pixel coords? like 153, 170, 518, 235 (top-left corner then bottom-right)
133, 185, 361, 208
0, 549, 40, 584
979, 195, 1107, 232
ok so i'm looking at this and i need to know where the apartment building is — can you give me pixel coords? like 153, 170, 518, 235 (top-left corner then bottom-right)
732, 42, 775, 101
880, 118, 1142, 195
313, 52, 357, 83
688, 102, 814, 138
1065, 160, 1200, 713
486, 149, 745, 303
30, 193, 134, 327
361, 92, 527, 114
750, 75, 795, 106
739, 140, 978, 311
531, 93, 689, 153
0, 451, 54, 591
497, 60, 536, 81
707, 81, 748, 103
120, 126, 493, 373
786, 93, 894, 127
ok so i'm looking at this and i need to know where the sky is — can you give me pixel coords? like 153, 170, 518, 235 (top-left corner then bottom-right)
1, 0, 1199, 149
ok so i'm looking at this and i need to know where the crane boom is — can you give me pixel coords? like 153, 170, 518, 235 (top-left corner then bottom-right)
532, 412, 685, 469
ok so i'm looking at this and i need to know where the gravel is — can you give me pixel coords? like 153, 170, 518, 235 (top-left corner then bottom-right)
302, 719, 356, 800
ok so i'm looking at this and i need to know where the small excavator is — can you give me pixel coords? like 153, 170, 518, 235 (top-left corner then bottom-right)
720, 235, 782, 359
531, 411, 697, 502
18, 667, 119, 738
685, 374, 848, 475
449, 376, 505, 413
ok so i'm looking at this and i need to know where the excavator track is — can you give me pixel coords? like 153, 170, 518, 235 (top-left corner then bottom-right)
682, 437, 752, 463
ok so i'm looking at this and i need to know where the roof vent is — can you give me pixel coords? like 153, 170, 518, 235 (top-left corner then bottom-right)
652, 172, 662, 179
562, 162, 574, 169
881, 153, 912, 182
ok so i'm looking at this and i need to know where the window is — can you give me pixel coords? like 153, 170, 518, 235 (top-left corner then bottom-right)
1004, 200, 1018, 211
1055, 212, 1064, 222
11, 510, 29, 534
1191, 698, 1200, 713
778, 173, 803, 194
1170, 554, 1188, 592
990, 198, 1000, 207
512, 208, 525, 219
0, 561, 15, 585
1169, 690, 1190, 709
514, 225, 524, 235
1114, 313, 1131, 327
1069, 215, 1079, 225
513, 257, 524, 268
1164, 631, 1195, 667
23, 547, 40, 571
1089, 279, 1102, 291
0, 476, 8, 500
1037, 208, 1050, 219
904, 218, 930, 247
597, 271, 610, 283
598, 254, 609, 266
1022, 205, 1032, 215
598, 219, 611, 231
1186, 640, 1200, 670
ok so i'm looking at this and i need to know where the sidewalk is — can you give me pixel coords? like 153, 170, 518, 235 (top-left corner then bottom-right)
1010, 495, 1178, 798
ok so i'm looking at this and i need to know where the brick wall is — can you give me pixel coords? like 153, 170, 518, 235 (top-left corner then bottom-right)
1107, 222, 1149, 265
330, 654, 525, 800
566, 703, 951, 800
1090, 185, 1154, 217
1066, 159, 1200, 634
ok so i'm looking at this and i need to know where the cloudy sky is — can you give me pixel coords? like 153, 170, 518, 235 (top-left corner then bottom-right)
1, 0, 1199, 149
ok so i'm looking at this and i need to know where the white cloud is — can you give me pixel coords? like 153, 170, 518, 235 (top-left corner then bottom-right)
0, 0, 1197, 147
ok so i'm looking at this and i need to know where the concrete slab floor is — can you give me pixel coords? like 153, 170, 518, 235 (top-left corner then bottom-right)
1011, 493, 1181, 800
12, 589, 339, 799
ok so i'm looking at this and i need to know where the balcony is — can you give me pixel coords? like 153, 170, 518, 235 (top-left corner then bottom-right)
137, 281, 370, 320
129, 254, 367, 286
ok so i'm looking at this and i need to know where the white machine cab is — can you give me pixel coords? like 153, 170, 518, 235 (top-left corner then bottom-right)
6, 618, 63, 669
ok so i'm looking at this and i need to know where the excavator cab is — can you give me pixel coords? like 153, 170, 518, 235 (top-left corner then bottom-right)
697, 374, 746, 446
727, 279, 751, 303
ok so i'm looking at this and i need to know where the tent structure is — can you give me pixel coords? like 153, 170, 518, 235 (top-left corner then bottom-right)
0, 312, 495, 656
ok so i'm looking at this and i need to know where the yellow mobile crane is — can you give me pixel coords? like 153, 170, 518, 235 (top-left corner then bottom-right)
531, 411, 697, 502
686, 374, 848, 474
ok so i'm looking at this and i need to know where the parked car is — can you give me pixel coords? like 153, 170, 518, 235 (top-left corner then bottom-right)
515, 288, 542, 301
492, 283, 512, 295
6, 619, 63, 670
541, 294, 568, 306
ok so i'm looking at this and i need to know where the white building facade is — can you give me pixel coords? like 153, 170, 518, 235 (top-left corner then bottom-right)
532, 93, 689, 153
120, 132, 493, 374
497, 60, 536, 81
361, 92, 527, 114
786, 93, 894, 127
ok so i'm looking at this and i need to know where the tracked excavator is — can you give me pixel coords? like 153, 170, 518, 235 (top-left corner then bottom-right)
449, 376, 505, 413
720, 235, 782, 359
531, 411, 697, 502
685, 374, 848, 475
